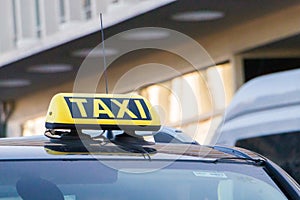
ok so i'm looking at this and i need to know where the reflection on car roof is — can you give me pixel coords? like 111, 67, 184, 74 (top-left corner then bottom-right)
0, 135, 260, 161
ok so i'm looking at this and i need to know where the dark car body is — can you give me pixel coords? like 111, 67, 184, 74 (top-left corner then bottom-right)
0, 135, 298, 200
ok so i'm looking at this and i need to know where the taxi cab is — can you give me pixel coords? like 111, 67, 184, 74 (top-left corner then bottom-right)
0, 93, 299, 200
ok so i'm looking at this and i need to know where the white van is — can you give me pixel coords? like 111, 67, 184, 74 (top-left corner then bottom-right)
214, 69, 300, 183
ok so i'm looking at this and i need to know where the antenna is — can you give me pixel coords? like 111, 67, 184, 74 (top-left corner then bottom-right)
100, 13, 109, 94
100, 13, 112, 139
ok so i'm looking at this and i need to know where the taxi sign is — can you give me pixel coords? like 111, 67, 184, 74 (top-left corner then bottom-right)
45, 93, 161, 131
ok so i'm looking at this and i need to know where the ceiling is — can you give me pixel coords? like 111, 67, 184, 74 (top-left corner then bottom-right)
1, 0, 300, 101
245, 34, 300, 53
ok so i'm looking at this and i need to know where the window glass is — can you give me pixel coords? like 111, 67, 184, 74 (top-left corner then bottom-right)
12, 0, 18, 45
83, 0, 92, 20
22, 116, 45, 136
35, 0, 41, 38
59, 0, 66, 23
139, 63, 233, 144
0, 160, 287, 200
236, 132, 300, 183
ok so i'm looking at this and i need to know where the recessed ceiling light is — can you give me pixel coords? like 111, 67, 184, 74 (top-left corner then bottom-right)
171, 10, 224, 22
27, 64, 73, 73
120, 30, 170, 41
72, 48, 118, 58
0, 79, 31, 87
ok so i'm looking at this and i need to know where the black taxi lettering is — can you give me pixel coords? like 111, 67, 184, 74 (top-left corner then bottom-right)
65, 97, 151, 120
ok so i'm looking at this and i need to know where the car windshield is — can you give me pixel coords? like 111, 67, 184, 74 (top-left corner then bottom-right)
0, 160, 287, 200
236, 131, 300, 183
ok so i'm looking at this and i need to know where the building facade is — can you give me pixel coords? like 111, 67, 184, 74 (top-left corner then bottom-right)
1, 1, 300, 144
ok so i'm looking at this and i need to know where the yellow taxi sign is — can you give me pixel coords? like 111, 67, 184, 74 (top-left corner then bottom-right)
45, 93, 161, 131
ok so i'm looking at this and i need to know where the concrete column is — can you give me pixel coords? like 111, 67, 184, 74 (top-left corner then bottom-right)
19, 0, 37, 39
218, 63, 235, 106
93, 0, 109, 16
68, 0, 84, 21
41, 0, 60, 35
206, 66, 226, 111
0, 0, 15, 52
198, 71, 213, 114
123, 0, 140, 4
230, 55, 245, 91
156, 82, 171, 125
62, 0, 71, 22
181, 73, 201, 120
169, 77, 182, 124
7, 120, 22, 137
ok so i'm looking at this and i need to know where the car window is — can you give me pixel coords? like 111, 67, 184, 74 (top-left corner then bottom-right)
236, 131, 300, 184
153, 132, 181, 143
0, 160, 287, 200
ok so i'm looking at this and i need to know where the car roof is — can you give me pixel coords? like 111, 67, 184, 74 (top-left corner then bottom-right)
215, 69, 300, 145
224, 69, 300, 122
0, 135, 260, 161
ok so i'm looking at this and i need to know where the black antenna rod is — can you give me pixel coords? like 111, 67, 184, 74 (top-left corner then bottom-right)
100, 13, 109, 94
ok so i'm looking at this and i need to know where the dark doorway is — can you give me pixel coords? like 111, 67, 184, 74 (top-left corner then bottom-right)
244, 58, 300, 82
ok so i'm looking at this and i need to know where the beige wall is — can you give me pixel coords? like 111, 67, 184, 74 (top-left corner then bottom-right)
7, 3, 300, 137
7, 81, 73, 137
